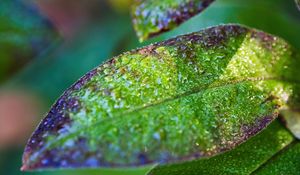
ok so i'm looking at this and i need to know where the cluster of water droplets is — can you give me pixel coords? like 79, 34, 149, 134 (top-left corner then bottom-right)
24, 25, 300, 169
132, 0, 214, 40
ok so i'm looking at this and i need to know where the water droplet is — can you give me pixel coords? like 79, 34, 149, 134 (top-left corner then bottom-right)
65, 139, 74, 147
156, 77, 162, 84
41, 159, 49, 165
61, 160, 68, 166
153, 132, 161, 140
86, 157, 99, 167
31, 139, 36, 144
178, 73, 182, 81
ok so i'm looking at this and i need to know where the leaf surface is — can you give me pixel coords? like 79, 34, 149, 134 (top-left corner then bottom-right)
22, 25, 300, 171
131, 0, 215, 41
253, 140, 300, 175
148, 120, 294, 175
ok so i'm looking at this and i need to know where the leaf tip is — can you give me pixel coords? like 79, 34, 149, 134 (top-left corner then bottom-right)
132, 0, 215, 41
21, 149, 32, 171
20, 165, 28, 172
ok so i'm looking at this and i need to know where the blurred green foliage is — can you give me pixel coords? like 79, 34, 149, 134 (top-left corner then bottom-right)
0, 0, 58, 82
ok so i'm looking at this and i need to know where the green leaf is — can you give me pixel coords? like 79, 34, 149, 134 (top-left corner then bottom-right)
148, 119, 294, 175
22, 25, 300, 172
0, 0, 58, 82
131, 0, 215, 41
23, 166, 153, 175
253, 140, 300, 174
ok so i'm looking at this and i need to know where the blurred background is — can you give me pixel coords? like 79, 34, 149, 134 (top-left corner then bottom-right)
0, 0, 300, 174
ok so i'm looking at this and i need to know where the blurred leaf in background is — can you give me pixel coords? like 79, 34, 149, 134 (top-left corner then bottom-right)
6, 15, 133, 106
108, 0, 133, 13
0, 91, 42, 149
296, 0, 300, 11
0, 0, 59, 83
34, 0, 108, 40
0, 0, 59, 163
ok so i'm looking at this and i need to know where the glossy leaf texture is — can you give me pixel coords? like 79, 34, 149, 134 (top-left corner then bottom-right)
22, 25, 300, 171
0, 0, 58, 82
131, 0, 215, 41
148, 120, 294, 175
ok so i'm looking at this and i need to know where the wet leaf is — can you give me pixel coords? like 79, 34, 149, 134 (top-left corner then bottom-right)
148, 120, 294, 175
131, 0, 215, 41
0, 0, 58, 82
22, 25, 300, 171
